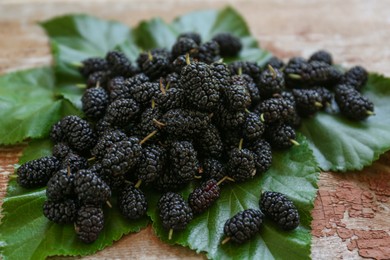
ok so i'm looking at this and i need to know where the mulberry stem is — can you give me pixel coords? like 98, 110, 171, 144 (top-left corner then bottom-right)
140, 130, 158, 145
288, 73, 301, 80
268, 64, 277, 79
168, 229, 174, 240
290, 139, 300, 146
135, 179, 142, 188
221, 237, 231, 245
106, 201, 112, 208
153, 119, 166, 128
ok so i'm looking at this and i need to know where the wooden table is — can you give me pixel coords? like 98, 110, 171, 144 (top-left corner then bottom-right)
1, 1, 389, 259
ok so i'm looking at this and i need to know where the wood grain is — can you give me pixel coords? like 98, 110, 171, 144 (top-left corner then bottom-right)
1, 1, 390, 259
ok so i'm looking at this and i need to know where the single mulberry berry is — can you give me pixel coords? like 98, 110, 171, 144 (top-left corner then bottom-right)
212, 33, 242, 57
264, 56, 285, 70
82, 87, 109, 120
59, 115, 97, 153
247, 139, 272, 173
171, 37, 198, 59
255, 98, 296, 124
314, 87, 333, 107
46, 168, 74, 201
101, 138, 142, 176
43, 199, 77, 224
158, 192, 193, 238
86, 70, 110, 88
94, 118, 119, 137
171, 55, 195, 74
17, 156, 60, 188
222, 84, 251, 111
136, 144, 166, 185
178, 32, 202, 45
169, 141, 198, 182
188, 179, 220, 214
50, 121, 64, 143
155, 87, 185, 112
52, 142, 73, 160
104, 98, 140, 126
134, 107, 162, 140
129, 82, 160, 106
202, 158, 226, 181
91, 129, 128, 160
285, 59, 339, 87
229, 61, 262, 80
193, 41, 220, 64
243, 112, 265, 141
180, 61, 220, 111
194, 124, 223, 159
265, 124, 298, 149
74, 169, 111, 205
231, 74, 261, 107
79, 57, 108, 78
308, 50, 333, 65
258, 65, 285, 98
211, 62, 231, 89
75, 205, 104, 243
335, 84, 374, 120
136, 48, 171, 69
141, 54, 170, 80
223, 209, 264, 244
61, 153, 88, 173
292, 89, 324, 117
160, 109, 211, 137
227, 143, 257, 182
260, 191, 300, 230
214, 105, 246, 129
118, 184, 147, 219
342, 65, 368, 91
106, 51, 136, 77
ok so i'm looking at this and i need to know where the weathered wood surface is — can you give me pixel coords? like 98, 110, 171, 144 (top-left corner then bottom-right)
1, 1, 389, 259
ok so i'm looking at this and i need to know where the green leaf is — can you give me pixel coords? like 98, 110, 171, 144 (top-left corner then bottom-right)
300, 74, 390, 171
0, 189, 149, 260
0, 67, 81, 145
148, 135, 319, 260
41, 15, 140, 108
0, 138, 150, 260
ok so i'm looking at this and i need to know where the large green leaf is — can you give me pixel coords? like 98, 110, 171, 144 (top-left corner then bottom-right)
41, 15, 140, 109
300, 74, 390, 171
0, 139, 150, 260
0, 67, 81, 145
147, 135, 319, 260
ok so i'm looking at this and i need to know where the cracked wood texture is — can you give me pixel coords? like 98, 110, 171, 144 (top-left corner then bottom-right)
0, 0, 389, 259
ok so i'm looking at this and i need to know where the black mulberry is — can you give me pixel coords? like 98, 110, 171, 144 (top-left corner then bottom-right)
188, 179, 220, 214
118, 184, 148, 219
223, 209, 264, 244
17, 156, 60, 188
260, 191, 300, 230
43, 199, 77, 224
81, 87, 109, 120
75, 205, 104, 243
212, 33, 242, 57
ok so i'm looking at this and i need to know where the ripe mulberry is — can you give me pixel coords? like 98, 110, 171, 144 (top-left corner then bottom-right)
81, 87, 109, 120
223, 209, 264, 244
188, 179, 220, 214
75, 205, 104, 243
17, 156, 60, 188
74, 169, 111, 205
335, 84, 374, 120
260, 191, 300, 230
43, 199, 77, 224
104, 98, 140, 126
118, 184, 148, 219
158, 192, 193, 235
212, 33, 242, 57
101, 138, 142, 176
